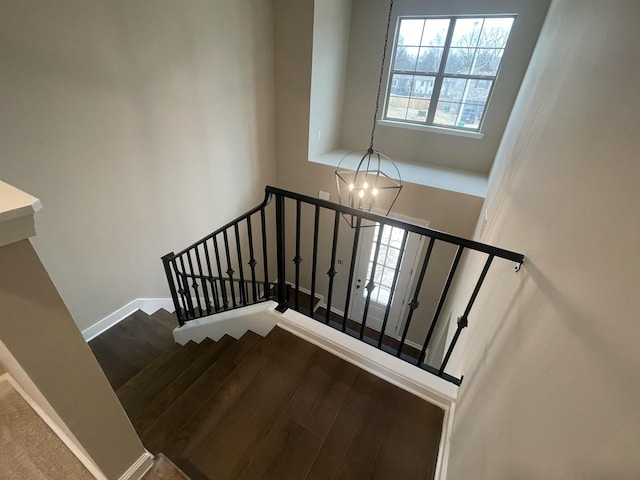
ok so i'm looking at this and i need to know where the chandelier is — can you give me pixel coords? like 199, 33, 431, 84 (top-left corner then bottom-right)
335, 0, 401, 226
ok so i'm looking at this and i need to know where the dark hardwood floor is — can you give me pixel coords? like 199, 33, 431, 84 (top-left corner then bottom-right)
89, 309, 444, 480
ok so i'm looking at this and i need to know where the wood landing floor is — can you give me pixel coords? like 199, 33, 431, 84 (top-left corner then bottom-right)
89, 309, 443, 480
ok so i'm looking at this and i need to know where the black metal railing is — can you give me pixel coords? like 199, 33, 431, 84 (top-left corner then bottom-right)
162, 186, 524, 385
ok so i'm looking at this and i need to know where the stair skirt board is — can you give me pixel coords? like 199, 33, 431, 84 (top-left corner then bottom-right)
82, 299, 176, 341
171, 302, 279, 345
172, 300, 458, 480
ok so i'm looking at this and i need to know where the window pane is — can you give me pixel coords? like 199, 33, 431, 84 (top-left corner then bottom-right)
451, 18, 483, 47
394, 46, 419, 71
466, 79, 492, 106
434, 102, 461, 126
479, 17, 513, 49
421, 19, 450, 46
406, 98, 430, 122
472, 48, 504, 76
439, 77, 466, 103
398, 19, 424, 46
458, 104, 484, 129
445, 47, 475, 74
387, 74, 412, 120
416, 47, 443, 73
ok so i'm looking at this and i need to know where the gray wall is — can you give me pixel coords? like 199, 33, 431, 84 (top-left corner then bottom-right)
0, 240, 145, 479
447, 0, 640, 477
0, 0, 276, 331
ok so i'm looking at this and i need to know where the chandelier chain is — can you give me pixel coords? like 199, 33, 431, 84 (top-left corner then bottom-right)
369, 0, 394, 151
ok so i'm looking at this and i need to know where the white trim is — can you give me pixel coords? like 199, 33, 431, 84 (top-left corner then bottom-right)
378, 119, 485, 139
117, 451, 154, 480
0, 373, 108, 480
0, 180, 42, 247
82, 298, 175, 341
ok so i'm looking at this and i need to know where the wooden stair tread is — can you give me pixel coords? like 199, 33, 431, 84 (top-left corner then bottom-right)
150, 309, 180, 332
130, 335, 236, 433
161, 328, 319, 479
90, 310, 176, 389
118, 339, 214, 416
141, 331, 262, 454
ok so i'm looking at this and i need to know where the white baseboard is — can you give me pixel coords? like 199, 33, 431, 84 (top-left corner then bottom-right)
82, 298, 175, 341
118, 451, 154, 480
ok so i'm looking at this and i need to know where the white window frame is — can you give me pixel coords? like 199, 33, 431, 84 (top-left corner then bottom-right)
383, 14, 517, 134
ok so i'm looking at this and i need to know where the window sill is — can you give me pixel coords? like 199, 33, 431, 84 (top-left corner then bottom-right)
378, 120, 485, 139
309, 149, 488, 198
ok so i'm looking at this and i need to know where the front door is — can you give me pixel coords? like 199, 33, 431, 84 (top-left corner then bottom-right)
349, 217, 426, 336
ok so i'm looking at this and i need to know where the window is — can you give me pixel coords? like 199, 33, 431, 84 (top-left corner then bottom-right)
385, 16, 515, 132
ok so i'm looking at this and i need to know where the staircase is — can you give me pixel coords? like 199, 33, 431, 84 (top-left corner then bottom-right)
91, 309, 444, 480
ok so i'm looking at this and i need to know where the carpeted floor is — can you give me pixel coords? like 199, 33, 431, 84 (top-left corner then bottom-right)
0, 377, 93, 479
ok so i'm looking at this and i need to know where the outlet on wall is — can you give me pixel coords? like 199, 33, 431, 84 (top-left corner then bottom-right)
319, 191, 330, 201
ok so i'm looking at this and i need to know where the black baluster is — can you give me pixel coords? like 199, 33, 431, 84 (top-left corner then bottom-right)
418, 245, 464, 366
310, 205, 320, 318
342, 216, 362, 332
212, 235, 228, 310
186, 250, 204, 316
360, 223, 384, 339
293, 200, 302, 311
325, 211, 341, 325
194, 245, 212, 315
234, 223, 245, 305
203, 240, 220, 312
398, 237, 435, 357
246, 216, 258, 303
178, 254, 195, 318
223, 228, 237, 308
438, 254, 494, 375
260, 208, 270, 299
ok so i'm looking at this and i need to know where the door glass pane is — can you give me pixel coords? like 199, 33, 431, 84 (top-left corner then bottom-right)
366, 225, 405, 305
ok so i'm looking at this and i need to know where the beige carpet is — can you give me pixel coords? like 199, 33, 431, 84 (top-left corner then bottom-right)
0, 378, 93, 479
